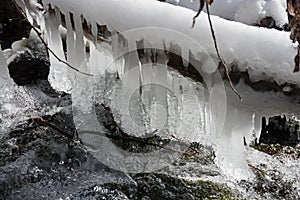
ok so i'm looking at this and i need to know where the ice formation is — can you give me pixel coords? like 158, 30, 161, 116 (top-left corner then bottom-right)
15, 0, 300, 180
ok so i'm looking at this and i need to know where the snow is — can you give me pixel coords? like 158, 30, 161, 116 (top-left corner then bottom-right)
16, 0, 300, 180
167, 0, 288, 27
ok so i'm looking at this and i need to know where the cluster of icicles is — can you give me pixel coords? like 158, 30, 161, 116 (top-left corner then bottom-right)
15, 0, 300, 180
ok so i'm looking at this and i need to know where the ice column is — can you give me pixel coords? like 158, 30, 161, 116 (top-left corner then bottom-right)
45, 7, 72, 92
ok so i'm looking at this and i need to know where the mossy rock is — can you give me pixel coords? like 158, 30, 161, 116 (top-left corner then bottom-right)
251, 143, 283, 155
251, 143, 300, 159
104, 173, 243, 200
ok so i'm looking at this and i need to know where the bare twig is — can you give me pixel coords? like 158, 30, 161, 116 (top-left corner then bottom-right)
107, 134, 194, 157
192, 0, 205, 28
205, 3, 242, 100
32, 117, 74, 139
192, 0, 214, 28
171, 135, 200, 156
12, 1, 93, 76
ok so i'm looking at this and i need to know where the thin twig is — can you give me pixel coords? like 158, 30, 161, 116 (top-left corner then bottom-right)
192, 0, 205, 28
32, 117, 74, 139
171, 135, 200, 156
205, 3, 242, 100
107, 134, 194, 156
12, 1, 93, 76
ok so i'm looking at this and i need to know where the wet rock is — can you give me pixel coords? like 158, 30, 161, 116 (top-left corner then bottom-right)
259, 116, 300, 147
104, 173, 241, 200
8, 50, 49, 85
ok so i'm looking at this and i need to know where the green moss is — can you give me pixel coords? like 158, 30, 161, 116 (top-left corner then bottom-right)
251, 143, 283, 155
251, 143, 300, 159
104, 173, 243, 200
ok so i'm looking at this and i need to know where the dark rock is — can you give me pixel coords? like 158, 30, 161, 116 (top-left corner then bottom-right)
0, 0, 48, 86
259, 16, 276, 29
0, 0, 31, 49
8, 50, 50, 85
259, 116, 300, 147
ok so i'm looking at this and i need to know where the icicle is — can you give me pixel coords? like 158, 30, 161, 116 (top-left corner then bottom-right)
181, 48, 190, 68
253, 113, 262, 140
215, 106, 254, 180
124, 39, 140, 73
64, 12, 73, 58
89, 42, 113, 76
123, 40, 146, 136
73, 14, 86, 72
111, 32, 125, 78
137, 39, 153, 90
47, 7, 64, 60
91, 22, 98, 41
150, 48, 169, 138
45, 7, 72, 92
194, 82, 208, 142
122, 38, 140, 91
